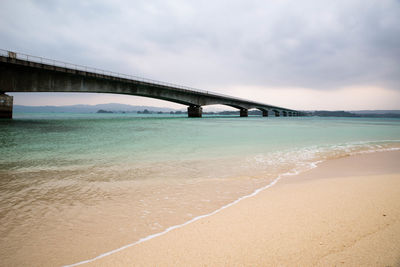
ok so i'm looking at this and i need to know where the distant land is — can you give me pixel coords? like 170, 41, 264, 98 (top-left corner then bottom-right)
13, 104, 400, 118
14, 103, 176, 113
309, 110, 400, 118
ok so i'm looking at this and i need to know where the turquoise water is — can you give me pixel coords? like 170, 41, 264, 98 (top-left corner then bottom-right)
1, 113, 400, 266
2, 113, 400, 170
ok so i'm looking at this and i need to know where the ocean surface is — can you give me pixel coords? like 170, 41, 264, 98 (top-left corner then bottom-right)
1, 113, 400, 266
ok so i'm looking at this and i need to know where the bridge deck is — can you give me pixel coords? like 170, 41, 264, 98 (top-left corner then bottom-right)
0, 49, 302, 118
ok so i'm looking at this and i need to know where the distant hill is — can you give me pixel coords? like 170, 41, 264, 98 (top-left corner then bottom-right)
14, 103, 176, 113
13, 105, 400, 118
351, 110, 400, 115
312, 111, 359, 117
309, 110, 400, 118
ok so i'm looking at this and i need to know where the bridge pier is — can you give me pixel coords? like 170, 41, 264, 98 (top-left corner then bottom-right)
0, 93, 13, 119
240, 108, 248, 117
273, 110, 280, 117
262, 110, 268, 117
282, 111, 287, 117
187, 105, 202, 117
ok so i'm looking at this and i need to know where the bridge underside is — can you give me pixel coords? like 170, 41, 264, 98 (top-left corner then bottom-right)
0, 57, 302, 118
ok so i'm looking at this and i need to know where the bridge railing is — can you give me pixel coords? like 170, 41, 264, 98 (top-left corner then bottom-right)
0, 49, 215, 93
0, 49, 288, 110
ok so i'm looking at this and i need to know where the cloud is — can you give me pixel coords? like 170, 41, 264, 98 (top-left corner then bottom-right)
1, 0, 400, 109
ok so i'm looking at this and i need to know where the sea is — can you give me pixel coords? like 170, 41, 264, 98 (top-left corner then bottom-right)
1, 113, 400, 266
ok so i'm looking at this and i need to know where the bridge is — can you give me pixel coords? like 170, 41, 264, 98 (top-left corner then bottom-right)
0, 49, 302, 119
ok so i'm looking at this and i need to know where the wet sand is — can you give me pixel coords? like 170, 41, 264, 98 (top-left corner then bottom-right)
84, 150, 400, 266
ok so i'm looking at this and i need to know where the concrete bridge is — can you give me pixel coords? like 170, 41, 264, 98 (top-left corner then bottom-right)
0, 50, 302, 119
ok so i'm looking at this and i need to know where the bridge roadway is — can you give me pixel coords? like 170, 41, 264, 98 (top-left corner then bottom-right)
0, 50, 302, 118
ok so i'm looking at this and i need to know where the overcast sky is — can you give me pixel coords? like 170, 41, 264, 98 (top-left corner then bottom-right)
1, 0, 400, 110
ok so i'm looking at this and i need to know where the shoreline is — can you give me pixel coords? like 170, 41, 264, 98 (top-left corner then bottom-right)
77, 150, 400, 266
66, 150, 400, 266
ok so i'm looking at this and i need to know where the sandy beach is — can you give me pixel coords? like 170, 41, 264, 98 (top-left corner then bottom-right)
80, 150, 400, 266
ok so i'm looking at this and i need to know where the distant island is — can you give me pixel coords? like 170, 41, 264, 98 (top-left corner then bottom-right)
308, 110, 400, 118
96, 109, 113, 114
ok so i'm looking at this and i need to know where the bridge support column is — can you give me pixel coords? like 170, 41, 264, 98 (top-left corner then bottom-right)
0, 93, 13, 119
262, 110, 268, 117
282, 111, 287, 117
187, 105, 202, 117
240, 108, 248, 117
273, 110, 280, 117
288, 112, 292, 117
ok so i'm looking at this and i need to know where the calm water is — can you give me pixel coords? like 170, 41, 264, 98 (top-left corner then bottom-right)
1, 113, 400, 266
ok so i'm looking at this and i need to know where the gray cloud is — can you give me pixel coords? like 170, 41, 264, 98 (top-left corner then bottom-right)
1, 0, 399, 92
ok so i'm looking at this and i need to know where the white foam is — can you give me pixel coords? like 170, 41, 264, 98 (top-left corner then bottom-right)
63, 143, 400, 266
63, 162, 321, 267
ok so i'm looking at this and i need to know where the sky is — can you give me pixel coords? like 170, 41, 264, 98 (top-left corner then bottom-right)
1, 0, 400, 111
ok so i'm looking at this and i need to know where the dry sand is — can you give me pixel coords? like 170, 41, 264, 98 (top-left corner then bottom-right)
82, 150, 400, 266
